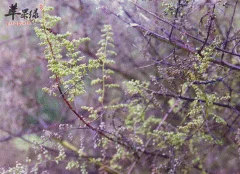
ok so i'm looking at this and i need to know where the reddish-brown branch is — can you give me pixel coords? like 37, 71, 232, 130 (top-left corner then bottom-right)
198, 4, 215, 55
